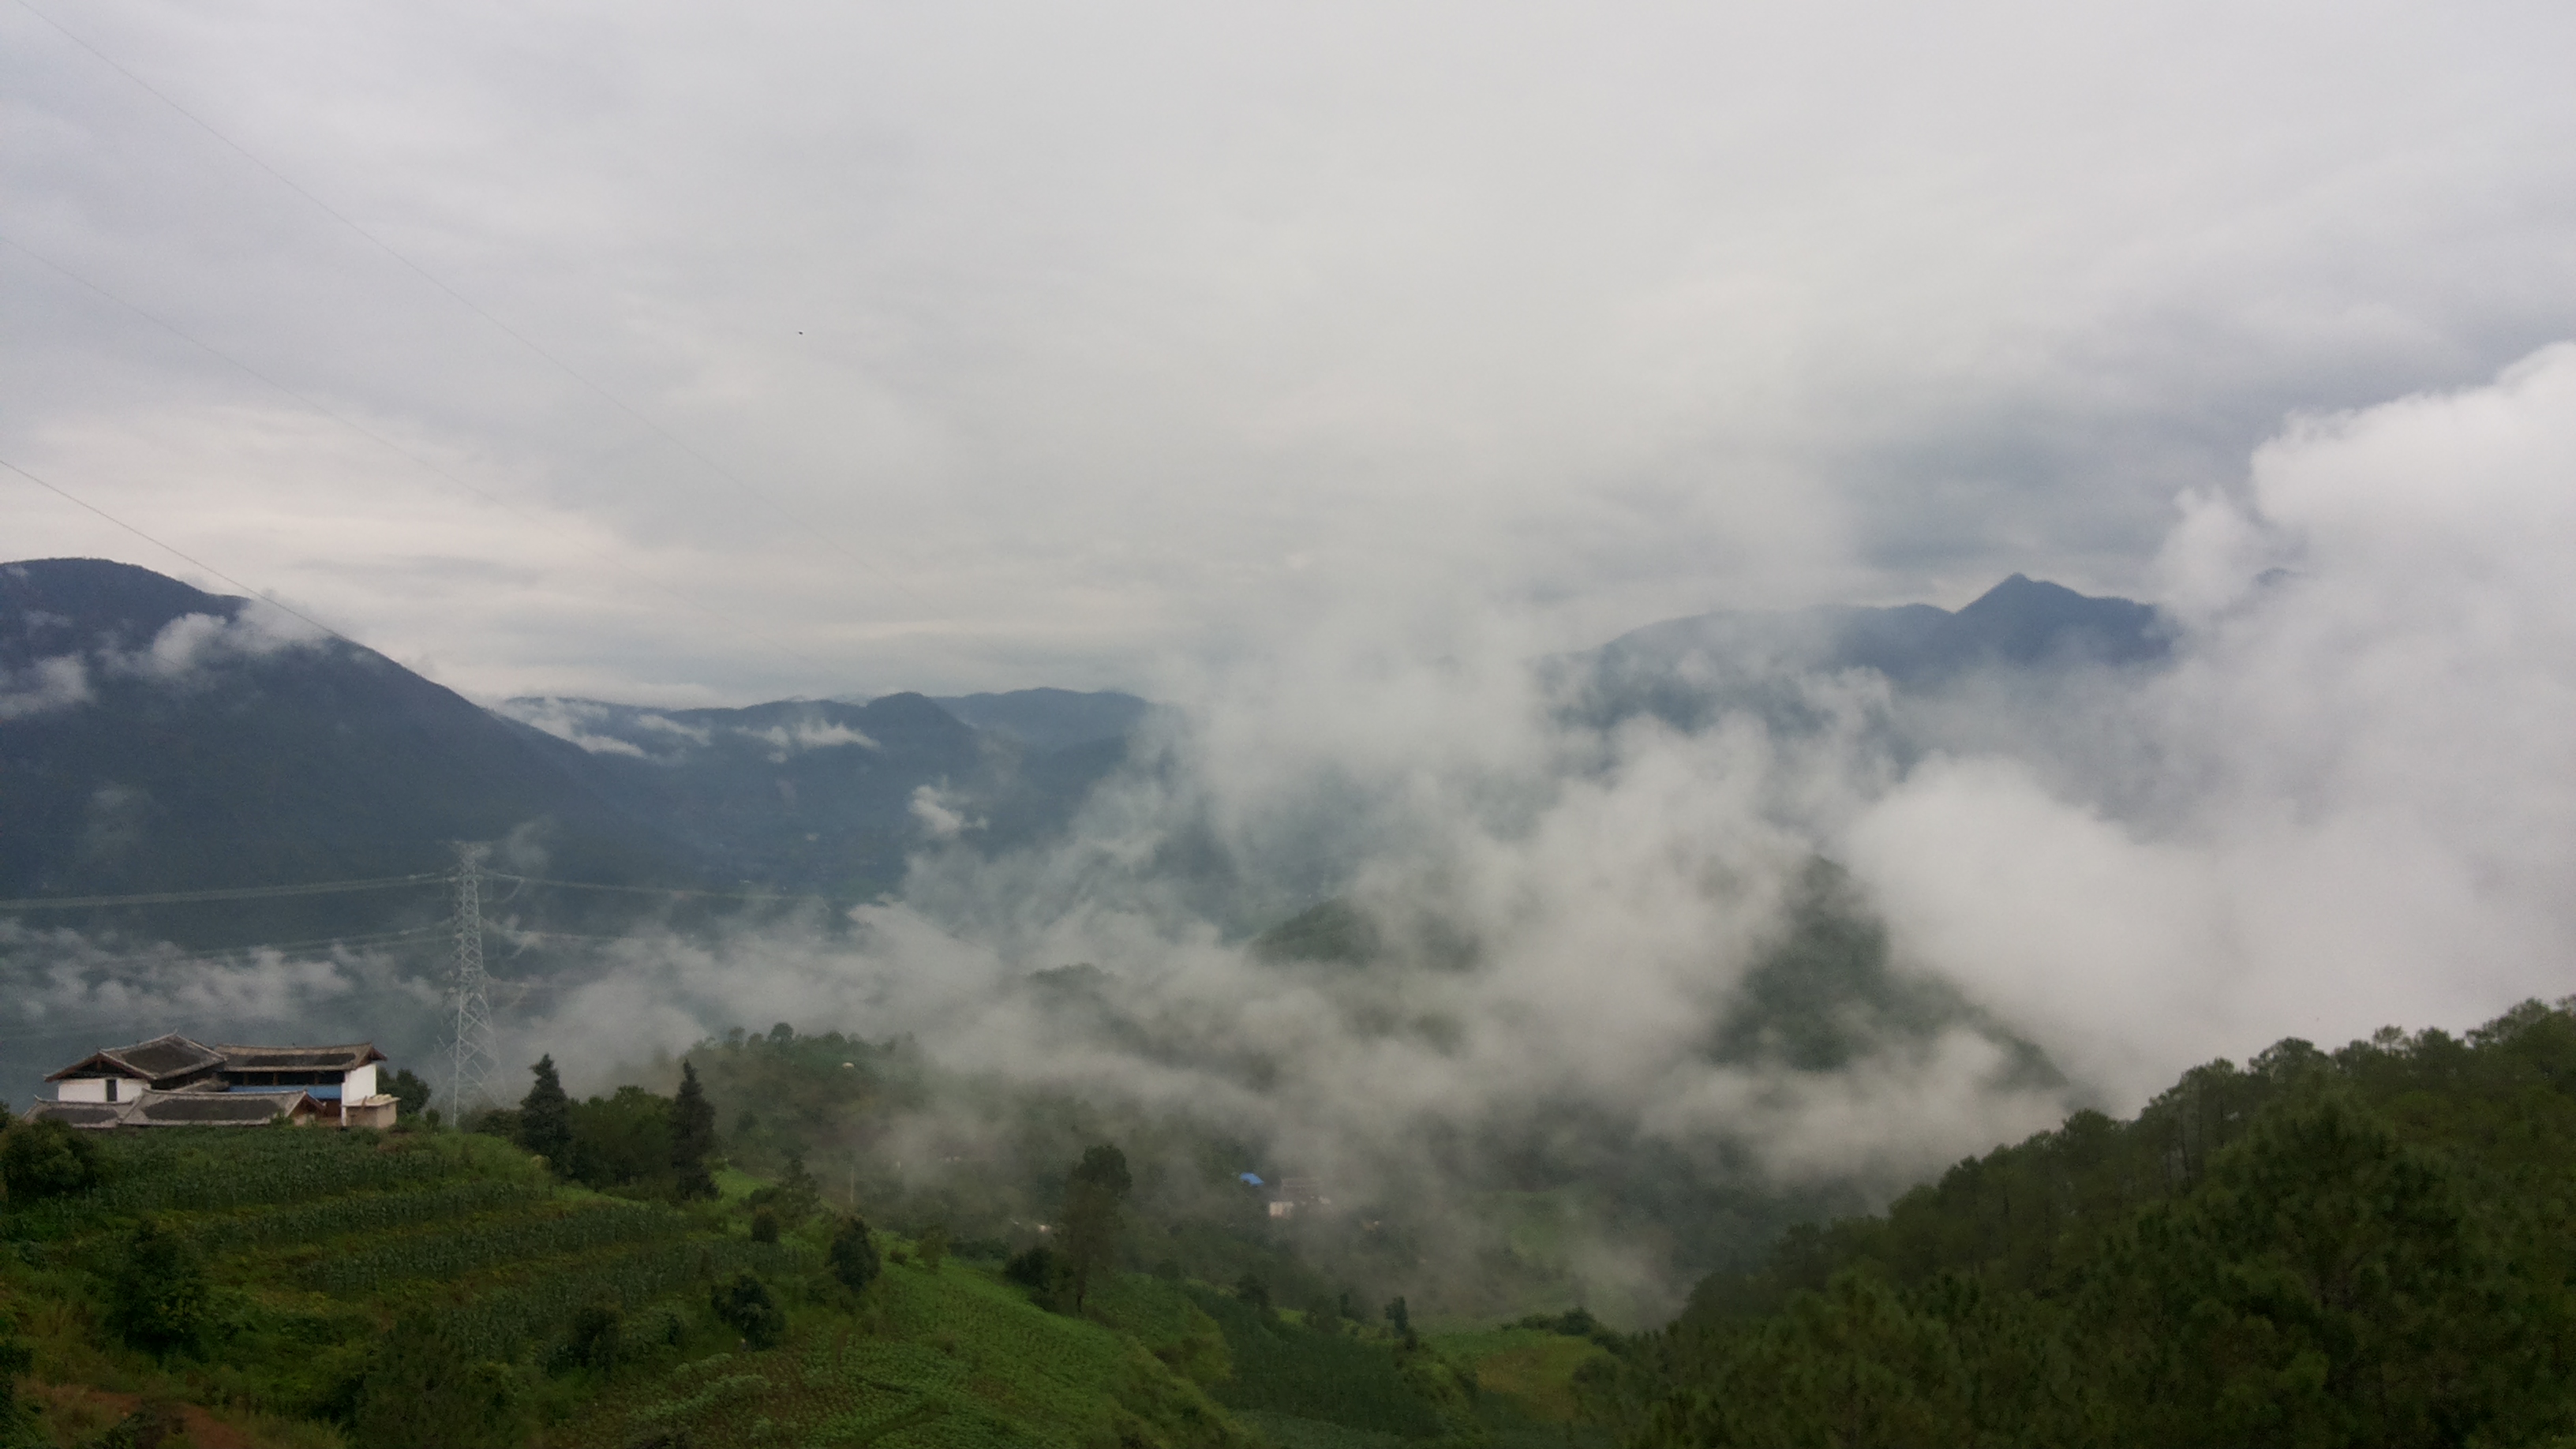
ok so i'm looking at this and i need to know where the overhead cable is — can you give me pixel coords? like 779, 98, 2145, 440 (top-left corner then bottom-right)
0, 872, 448, 912
0, 454, 364, 648
13, 0, 934, 616
0, 232, 842, 685
486, 866, 871, 902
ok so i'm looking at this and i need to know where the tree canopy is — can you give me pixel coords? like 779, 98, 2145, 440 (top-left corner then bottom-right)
1586, 999, 2576, 1447
517, 1055, 572, 1170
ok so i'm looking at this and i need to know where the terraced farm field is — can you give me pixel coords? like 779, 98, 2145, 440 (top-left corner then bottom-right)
0, 1129, 1269, 1446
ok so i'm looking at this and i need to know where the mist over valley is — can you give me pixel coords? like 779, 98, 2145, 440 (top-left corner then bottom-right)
6, 6, 2573, 1440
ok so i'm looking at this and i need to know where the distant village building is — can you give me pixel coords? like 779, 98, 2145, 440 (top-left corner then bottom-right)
29, 1033, 398, 1130
1241, 1171, 1331, 1219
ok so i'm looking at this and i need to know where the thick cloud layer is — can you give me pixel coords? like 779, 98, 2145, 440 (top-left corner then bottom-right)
6, 1, 2574, 699
516, 351, 2576, 1217
1849, 345, 2576, 1100
7, 356, 2571, 1318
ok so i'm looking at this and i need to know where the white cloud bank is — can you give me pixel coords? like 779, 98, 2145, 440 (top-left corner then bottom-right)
1848, 344, 2576, 1101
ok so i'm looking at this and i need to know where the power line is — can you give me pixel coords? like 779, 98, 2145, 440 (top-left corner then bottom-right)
0, 453, 366, 650
0, 1008, 335, 1050
447, 844, 497, 1113
0, 927, 449, 971
13, 0, 936, 617
484, 872, 866, 908
0, 231, 844, 685
0, 871, 447, 912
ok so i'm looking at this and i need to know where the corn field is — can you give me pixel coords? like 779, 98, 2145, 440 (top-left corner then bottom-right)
301, 1200, 691, 1293
432, 1238, 819, 1359
183, 1179, 547, 1258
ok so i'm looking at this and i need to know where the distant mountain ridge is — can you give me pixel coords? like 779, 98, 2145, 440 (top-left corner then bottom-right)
0, 557, 683, 914
1593, 573, 2166, 683
2, 557, 2160, 912
492, 690, 1140, 889
0, 558, 1152, 909
1562, 573, 2168, 732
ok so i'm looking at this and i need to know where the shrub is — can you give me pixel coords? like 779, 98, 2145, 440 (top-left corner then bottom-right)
384, 1068, 433, 1121
710, 1271, 785, 1350
560, 1301, 621, 1373
0, 1315, 34, 1446
354, 1315, 531, 1447
0, 1119, 103, 1202
106, 1217, 209, 1357
1004, 1243, 1058, 1291
829, 1216, 882, 1294
750, 1208, 780, 1244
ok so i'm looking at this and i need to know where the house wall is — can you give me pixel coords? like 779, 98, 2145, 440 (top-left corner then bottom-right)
343, 1098, 397, 1129
57, 1078, 110, 1103
343, 1063, 377, 1101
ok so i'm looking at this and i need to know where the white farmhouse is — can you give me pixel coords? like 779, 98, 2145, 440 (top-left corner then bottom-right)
32, 1033, 399, 1129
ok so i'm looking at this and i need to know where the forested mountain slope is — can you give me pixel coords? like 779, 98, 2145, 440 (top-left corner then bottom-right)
1580, 998, 2576, 1447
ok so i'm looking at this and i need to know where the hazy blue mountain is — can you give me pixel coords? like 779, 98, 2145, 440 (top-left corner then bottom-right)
1563, 574, 2169, 732
0, 560, 1152, 925
495, 693, 1077, 891
1593, 574, 2164, 682
0, 558, 688, 935
930, 687, 1152, 751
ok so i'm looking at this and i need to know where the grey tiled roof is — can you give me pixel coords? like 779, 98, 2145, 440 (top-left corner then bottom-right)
214, 1043, 387, 1071
134, 1092, 308, 1125
46, 1032, 226, 1084
23, 1101, 133, 1128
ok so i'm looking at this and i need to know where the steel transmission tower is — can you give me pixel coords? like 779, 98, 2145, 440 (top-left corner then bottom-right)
447, 842, 497, 1116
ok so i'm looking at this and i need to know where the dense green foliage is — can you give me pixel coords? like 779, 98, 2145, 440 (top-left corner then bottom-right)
710, 1269, 787, 1349
0, 1123, 1269, 1446
350, 1313, 532, 1448
671, 1061, 719, 1200
830, 1213, 883, 1294
384, 1067, 433, 1121
0, 1314, 36, 1448
0, 1119, 101, 1204
1065, 1143, 1133, 1312
1189, 1284, 1449, 1437
516, 1054, 572, 1169
104, 1217, 211, 1357
1588, 999, 2576, 1447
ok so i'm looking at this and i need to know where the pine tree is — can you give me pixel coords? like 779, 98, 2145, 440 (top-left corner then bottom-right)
777, 1151, 822, 1222
1062, 1143, 1132, 1315
518, 1055, 572, 1169
671, 1060, 718, 1200
829, 1215, 882, 1294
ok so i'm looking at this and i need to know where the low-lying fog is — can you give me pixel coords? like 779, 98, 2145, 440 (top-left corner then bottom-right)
9, 346, 2574, 1318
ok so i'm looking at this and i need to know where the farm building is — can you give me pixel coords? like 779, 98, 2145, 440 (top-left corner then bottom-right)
1239, 1171, 1331, 1219
28, 1033, 399, 1129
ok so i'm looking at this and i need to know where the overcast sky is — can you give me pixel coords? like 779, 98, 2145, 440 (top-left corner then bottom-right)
6, 0, 2574, 703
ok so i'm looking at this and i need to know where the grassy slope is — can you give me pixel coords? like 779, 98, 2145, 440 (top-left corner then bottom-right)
1429, 1327, 1608, 1428
551, 1251, 1249, 1447
5, 1127, 1625, 1447
0, 1131, 1246, 1448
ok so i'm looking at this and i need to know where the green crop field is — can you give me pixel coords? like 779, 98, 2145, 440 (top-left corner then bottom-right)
550, 1245, 1249, 1447
0, 1127, 1282, 1447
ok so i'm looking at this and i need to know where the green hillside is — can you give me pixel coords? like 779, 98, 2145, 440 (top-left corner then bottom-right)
0, 1116, 1612, 1448
0, 1125, 1252, 1447
1582, 998, 2576, 1447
